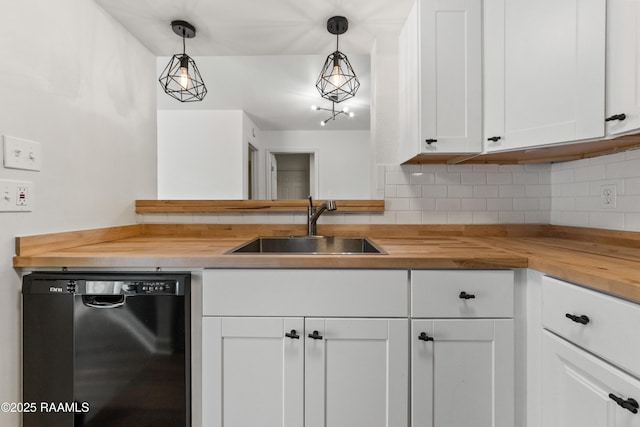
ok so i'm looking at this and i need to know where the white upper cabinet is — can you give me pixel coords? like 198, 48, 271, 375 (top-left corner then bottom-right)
484, 0, 606, 152
606, 0, 640, 136
399, 0, 482, 159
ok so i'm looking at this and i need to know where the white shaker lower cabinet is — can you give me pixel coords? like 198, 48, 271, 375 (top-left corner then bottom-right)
410, 270, 515, 427
201, 269, 410, 427
541, 275, 640, 427
543, 331, 640, 427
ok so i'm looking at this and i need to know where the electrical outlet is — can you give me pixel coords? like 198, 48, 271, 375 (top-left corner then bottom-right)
601, 184, 617, 209
0, 179, 32, 212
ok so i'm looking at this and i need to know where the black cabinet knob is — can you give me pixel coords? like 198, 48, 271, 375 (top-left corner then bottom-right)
425, 139, 437, 145
606, 113, 627, 122
609, 393, 639, 414
308, 330, 323, 340
487, 136, 502, 142
285, 329, 300, 339
459, 291, 476, 300
565, 313, 590, 325
418, 332, 434, 342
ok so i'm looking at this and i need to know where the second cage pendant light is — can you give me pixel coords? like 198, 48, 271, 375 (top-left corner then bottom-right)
316, 16, 360, 103
158, 20, 207, 102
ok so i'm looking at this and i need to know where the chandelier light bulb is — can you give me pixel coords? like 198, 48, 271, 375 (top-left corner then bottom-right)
311, 105, 319, 111
342, 107, 349, 113
348, 112, 355, 118
320, 120, 326, 126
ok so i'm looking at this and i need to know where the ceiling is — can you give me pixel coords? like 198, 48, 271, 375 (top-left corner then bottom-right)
94, 0, 414, 130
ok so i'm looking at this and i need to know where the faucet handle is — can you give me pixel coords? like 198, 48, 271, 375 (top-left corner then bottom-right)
308, 196, 313, 208
327, 200, 337, 211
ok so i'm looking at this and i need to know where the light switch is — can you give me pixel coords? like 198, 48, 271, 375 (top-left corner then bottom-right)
3, 135, 42, 171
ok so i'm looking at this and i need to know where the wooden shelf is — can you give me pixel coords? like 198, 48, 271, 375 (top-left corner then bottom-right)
135, 199, 385, 214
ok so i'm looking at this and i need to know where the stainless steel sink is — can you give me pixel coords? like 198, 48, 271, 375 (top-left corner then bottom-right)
226, 236, 386, 255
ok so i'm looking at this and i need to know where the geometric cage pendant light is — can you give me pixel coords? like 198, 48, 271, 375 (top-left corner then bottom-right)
315, 16, 360, 104
158, 20, 207, 102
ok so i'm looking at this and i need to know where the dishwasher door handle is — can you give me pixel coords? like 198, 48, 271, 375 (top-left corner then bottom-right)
82, 295, 126, 309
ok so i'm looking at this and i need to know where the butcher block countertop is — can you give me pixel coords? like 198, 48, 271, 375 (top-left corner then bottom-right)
13, 224, 640, 303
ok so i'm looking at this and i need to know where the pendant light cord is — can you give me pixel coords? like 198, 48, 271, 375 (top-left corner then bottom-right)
182, 30, 186, 55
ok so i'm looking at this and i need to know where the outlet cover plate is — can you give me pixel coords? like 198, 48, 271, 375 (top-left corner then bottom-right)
0, 179, 32, 212
601, 184, 617, 209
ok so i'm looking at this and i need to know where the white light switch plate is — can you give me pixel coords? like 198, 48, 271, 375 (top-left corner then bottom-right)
0, 179, 33, 212
3, 135, 42, 171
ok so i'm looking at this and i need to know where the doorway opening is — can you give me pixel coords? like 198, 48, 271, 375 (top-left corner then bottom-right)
267, 151, 317, 200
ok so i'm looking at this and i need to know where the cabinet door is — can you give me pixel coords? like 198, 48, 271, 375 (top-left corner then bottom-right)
543, 330, 640, 427
412, 319, 514, 427
202, 317, 304, 427
305, 318, 409, 427
484, 0, 606, 152
399, 0, 482, 158
606, 0, 640, 136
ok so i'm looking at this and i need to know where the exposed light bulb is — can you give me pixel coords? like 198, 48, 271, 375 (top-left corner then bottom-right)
342, 107, 349, 113
348, 112, 355, 118
311, 105, 319, 111
320, 120, 326, 126
179, 66, 190, 90
328, 64, 346, 89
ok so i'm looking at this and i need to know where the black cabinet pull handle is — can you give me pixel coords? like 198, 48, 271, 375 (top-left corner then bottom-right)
459, 291, 476, 300
418, 332, 434, 342
565, 313, 590, 325
425, 139, 437, 145
308, 330, 323, 340
606, 113, 627, 122
285, 329, 300, 339
609, 393, 639, 414
487, 136, 502, 142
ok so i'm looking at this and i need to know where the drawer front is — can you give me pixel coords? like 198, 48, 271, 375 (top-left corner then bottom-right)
411, 270, 514, 318
543, 275, 640, 379
203, 269, 409, 317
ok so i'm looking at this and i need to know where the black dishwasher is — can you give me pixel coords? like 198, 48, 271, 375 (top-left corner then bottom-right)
22, 272, 191, 427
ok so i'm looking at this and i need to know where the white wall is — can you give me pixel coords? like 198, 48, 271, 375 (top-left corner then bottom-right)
260, 130, 372, 199
0, 1, 157, 425
157, 110, 244, 198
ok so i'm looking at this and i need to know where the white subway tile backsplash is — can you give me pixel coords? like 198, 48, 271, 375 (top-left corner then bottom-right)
487, 172, 513, 185
422, 185, 448, 198
396, 211, 422, 224
435, 172, 461, 185
448, 211, 474, 224
397, 184, 422, 198
410, 173, 435, 185
138, 152, 640, 231
448, 185, 474, 198
574, 164, 606, 182
499, 185, 526, 198
513, 198, 539, 211
473, 211, 500, 224
461, 172, 487, 185
436, 199, 461, 211
461, 198, 487, 211
474, 185, 500, 198
588, 211, 625, 230
499, 211, 525, 223
513, 172, 540, 185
